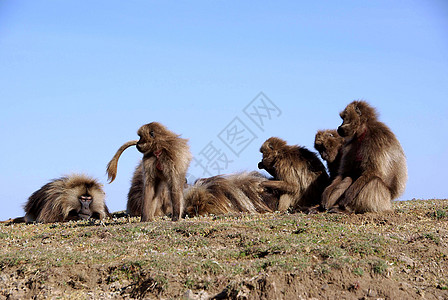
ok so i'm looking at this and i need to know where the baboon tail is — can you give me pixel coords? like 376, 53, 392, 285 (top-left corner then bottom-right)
106, 140, 138, 183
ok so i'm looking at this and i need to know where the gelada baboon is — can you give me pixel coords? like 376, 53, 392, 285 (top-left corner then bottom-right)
184, 172, 276, 216
107, 122, 192, 221
14, 174, 109, 223
314, 129, 345, 180
127, 163, 172, 217
322, 100, 407, 213
258, 137, 329, 212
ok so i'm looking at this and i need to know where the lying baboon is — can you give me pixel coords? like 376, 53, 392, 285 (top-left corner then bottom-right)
258, 137, 329, 212
6, 174, 109, 223
314, 129, 345, 180
322, 100, 407, 213
184, 172, 277, 216
107, 122, 192, 221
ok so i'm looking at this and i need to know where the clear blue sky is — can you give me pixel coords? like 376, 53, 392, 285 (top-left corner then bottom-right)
1, 1, 447, 220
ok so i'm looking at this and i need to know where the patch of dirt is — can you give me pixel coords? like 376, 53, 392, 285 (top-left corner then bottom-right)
1, 199, 448, 299
222, 270, 418, 300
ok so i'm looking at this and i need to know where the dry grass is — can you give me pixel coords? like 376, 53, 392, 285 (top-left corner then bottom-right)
1, 199, 448, 299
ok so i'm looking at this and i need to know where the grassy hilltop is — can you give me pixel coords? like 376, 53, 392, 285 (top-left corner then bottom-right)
1, 199, 447, 299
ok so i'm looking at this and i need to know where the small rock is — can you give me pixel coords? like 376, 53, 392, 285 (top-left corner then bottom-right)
399, 282, 412, 290
184, 290, 195, 300
415, 276, 425, 282
183, 289, 210, 300
402, 268, 411, 274
399, 255, 415, 267
367, 288, 377, 297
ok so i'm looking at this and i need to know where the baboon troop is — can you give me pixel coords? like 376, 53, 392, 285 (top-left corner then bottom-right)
258, 137, 329, 212
21, 174, 109, 223
3, 101, 408, 224
322, 101, 407, 213
107, 122, 192, 221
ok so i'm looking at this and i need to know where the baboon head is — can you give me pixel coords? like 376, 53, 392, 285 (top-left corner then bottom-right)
74, 196, 93, 220
107, 122, 185, 184
258, 137, 287, 175
64, 177, 105, 220
314, 130, 344, 162
337, 100, 378, 138
136, 122, 177, 154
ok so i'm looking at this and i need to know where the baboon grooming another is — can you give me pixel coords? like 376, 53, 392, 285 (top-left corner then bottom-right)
23, 174, 109, 223
184, 172, 276, 216
314, 129, 345, 180
258, 137, 329, 212
107, 122, 192, 221
322, 101, 407, 213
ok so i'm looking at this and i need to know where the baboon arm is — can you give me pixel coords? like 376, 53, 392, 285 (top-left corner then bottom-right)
141, 184, 156, 222
322, 176, 341, 208
322, 176, 352, 209
339, 174, 377, 207
277, 194, 293, 211
261, 180, 296, 193
169, 179, 184, 221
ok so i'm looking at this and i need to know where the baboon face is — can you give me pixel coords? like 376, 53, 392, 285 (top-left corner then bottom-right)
66, 181, 103, 220
337, 103, 362, 137
314, 130, 344, 162
67, 193, 95, 220
258, 137, 287, 173
136, 122, 169, 154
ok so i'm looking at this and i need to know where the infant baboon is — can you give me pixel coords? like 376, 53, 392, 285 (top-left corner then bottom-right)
258, 137, 329, 212
322, 100, 407, 213
314, 129, 345, 180
184, 172, 276, 216
107, 122, 192, 221
22, 174, 109, 223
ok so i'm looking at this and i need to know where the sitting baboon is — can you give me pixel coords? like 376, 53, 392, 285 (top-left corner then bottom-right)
107, 122, 192, 221
184, 172, 277, 216
127, 163, 172, 217
258, 137, 329, 212
322, 100, 407, 213
314, 129, 345, 180
7, 174, 110, 223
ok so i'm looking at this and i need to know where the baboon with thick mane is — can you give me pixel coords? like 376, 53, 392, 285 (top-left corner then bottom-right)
19, 174, 109, 223
107, 122, 192, 221
184, 172, 277, 216
314, 129, 345, 180
258, 137, 329, 212
322, 100, 407, 213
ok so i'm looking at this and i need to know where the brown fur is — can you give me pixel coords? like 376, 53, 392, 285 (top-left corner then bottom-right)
314, 129, 345, 180
184, 172, 277, 216
127, 163, 172, 217
18, 174, 109, 223
322, 101, 408, 213
258, 137, 329, 212
106, 122, 192, 221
